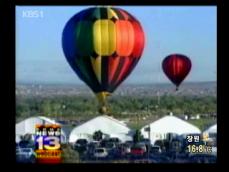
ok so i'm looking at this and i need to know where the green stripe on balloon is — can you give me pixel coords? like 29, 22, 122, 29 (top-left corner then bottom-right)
75, 21, 94, 56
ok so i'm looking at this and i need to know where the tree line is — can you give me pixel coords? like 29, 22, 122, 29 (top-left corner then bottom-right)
16, 95, 216, 119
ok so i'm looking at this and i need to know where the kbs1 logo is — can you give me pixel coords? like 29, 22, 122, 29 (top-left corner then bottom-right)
35, 124, 62, 163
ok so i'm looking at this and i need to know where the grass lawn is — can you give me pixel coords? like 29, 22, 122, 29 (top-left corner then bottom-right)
188, 118, 216, 131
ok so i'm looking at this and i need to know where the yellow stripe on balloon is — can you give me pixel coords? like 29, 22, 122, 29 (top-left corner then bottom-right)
90, 56, 102, 83
107, 8, 119, 19
93, 20, 116, 56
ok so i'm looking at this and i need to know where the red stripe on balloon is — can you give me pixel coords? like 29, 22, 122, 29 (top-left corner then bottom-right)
131, 21, 145, 58
108, 56, 121, 84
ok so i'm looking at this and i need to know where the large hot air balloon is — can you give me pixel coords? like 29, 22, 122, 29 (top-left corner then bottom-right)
62, 7, 145, 113
162, 54, 192, 91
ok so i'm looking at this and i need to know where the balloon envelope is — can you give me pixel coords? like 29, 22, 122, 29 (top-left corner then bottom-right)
162, 54, 192, 89
62, 7, 145, 111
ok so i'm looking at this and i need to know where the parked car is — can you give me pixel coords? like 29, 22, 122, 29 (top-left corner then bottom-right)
87, 142, 99, 158
136, 143, 147, 153
150, 145, 162, 155
75, 139, 88, 146
16, 148, 36, 163
109, 144, 128, 159
74, 139, 88, 152
18, 140, 34, 148
108, 137, 121, 143
123, 144, 131, 154
93, 148, 108, 159
141, 138, 151, 145
125, 140, 134, 146
139, 140, 152, 154
88, 141, 100, 148
100, 139, 110, 147
105, 142, 116, 152
90, 141, 100, 146
131, 144, 146, 158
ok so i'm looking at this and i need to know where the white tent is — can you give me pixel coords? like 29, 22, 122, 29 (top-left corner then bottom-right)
69, 115, 133, 143
16, 116, 67, 143
141, 115, 201, 145
203, 124, 217, 134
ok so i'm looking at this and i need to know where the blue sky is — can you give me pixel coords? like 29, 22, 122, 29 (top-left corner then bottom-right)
16, 6, 216, 85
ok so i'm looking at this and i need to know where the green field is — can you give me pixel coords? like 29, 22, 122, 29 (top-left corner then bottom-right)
16, 95, 216, 131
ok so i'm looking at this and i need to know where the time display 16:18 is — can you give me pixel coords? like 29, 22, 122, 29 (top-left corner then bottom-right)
187, 145, 212, 153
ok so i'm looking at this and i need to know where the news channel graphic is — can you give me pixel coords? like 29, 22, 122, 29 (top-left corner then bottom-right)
35, 124, 62, 163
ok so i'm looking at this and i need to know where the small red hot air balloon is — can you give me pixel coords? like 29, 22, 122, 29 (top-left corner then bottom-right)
162, 54, 192, 91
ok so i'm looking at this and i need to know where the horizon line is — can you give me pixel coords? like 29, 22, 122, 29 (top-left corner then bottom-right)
16, 80, 216, 86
